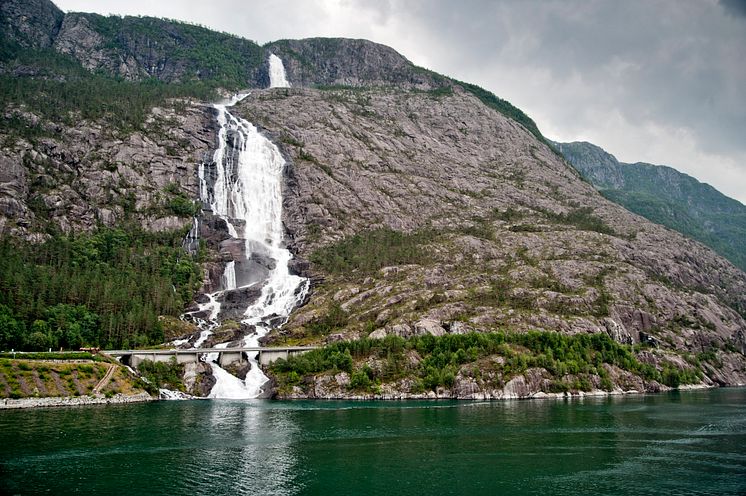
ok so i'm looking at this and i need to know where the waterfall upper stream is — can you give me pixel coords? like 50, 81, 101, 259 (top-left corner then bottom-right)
268, 54, 291, 88
184, 56, 307, 399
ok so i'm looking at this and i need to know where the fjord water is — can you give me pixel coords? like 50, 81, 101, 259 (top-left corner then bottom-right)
2, 388, 746, 495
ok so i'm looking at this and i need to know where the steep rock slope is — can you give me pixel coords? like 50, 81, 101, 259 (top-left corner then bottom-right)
0, 0, 63, 49
233, 87, 746, 387
556, 141, 746, 272
52, 13, 266, 85
0, 100, 214, 239
1, 0, 266, 87
265, 38, 444, 89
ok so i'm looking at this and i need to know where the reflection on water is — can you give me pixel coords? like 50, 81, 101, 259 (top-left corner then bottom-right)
1, 389, 746, 495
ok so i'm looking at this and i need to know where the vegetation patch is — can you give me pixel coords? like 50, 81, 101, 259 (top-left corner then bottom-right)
310, 228, 437, 276
269, 332, 702, 395
0, 23, 264, 141
137, 358, 185, 393
0, 358, 113, 398
0, 352, 94, 360
166, 194, 201, 217
305, 302, 350, 336
0, 227, 201, 350
539, 207, 616, 236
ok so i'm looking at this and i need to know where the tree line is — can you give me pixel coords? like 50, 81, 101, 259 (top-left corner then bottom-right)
0, 227, 201, 351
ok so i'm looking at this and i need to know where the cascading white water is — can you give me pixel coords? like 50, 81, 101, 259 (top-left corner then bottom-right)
268, 54, 291, 88
191, 67, 307, 398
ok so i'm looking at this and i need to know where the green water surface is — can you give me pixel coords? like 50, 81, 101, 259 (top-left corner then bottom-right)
1, 388, 745, 495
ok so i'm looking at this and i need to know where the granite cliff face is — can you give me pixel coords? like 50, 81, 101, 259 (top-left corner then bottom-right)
0, 0, 63, 49
2, 0, 746, 398
265, 38, 444, 89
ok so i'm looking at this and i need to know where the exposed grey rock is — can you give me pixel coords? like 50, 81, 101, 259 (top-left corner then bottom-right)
389, 324, 413, 338
53, 14, 108, 72
1, 392, 154, 409
183, 362, 215, 397
448, 321, 473, 335
414, 318, 446, 337
603, 318, 633, 345
0, 101, 214, 239
240, 86, 745, 387
0, 0, 63, 49
266, 38, 443, 89
368, 328, 388, 339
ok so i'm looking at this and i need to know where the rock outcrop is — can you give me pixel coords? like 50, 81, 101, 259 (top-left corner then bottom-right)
0, 102, 215, 238
0, 0, 63, 49
266, 38, 444, 89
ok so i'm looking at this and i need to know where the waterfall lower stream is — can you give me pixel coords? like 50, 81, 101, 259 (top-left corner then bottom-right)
183, 57, 307, 399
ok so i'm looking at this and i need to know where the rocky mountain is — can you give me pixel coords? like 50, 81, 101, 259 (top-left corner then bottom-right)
556, 141, 746, 272
235, 86, 746, 392
1, 0, 745, 398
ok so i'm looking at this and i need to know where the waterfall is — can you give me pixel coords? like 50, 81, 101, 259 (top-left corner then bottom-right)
268, 54, 291, 88
189, 72, 307, 398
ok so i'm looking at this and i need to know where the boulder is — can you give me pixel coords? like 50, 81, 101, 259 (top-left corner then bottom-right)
368, 328, 388, 339
414, 318, 446, 337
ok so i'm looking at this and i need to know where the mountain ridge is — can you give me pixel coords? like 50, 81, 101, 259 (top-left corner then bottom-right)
556, 140, 746, 272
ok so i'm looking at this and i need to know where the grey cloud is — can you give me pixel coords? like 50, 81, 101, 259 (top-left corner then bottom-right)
361, 0, 746, 155
720, 0, 746, 17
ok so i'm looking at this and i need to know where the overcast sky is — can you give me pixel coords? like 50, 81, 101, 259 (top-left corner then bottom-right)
55, 0, 746, 204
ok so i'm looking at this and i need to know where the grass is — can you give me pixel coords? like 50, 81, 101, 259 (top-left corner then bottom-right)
0, 352, 93, 360
540, 207, 616, 236
0, 358, 121, 398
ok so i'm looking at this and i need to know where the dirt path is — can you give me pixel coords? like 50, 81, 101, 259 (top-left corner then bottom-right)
92, 364, 116, 395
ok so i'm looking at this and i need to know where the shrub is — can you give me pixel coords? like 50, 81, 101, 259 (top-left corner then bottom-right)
540, 207, 616, 236
310, 228, 436, 275
306, 303, 349, 336
167, 195, 201, 217
349, 367, 373, 390
269, 331, 704, 393
137, 358, 185, 391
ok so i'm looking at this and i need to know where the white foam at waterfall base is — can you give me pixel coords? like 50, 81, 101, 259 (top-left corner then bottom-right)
268, 54, 291, 88
206, 343, 265, 399
192, 90, 308, 399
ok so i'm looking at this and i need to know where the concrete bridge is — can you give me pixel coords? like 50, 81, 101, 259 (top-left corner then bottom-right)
104, 346, 316, 369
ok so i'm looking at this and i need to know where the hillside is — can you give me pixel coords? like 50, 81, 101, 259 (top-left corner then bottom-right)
225, 86, 746, 396
0, 0, 745, 398
0, 352, 153, 407
556, 141, 746, 272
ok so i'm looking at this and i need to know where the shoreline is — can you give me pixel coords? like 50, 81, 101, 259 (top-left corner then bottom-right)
273, 382, 716, 401
0, 392, 155, 410
2, 383, 722, 410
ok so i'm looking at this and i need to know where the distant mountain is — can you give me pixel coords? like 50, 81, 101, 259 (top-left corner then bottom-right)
555, 141, 746, 272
